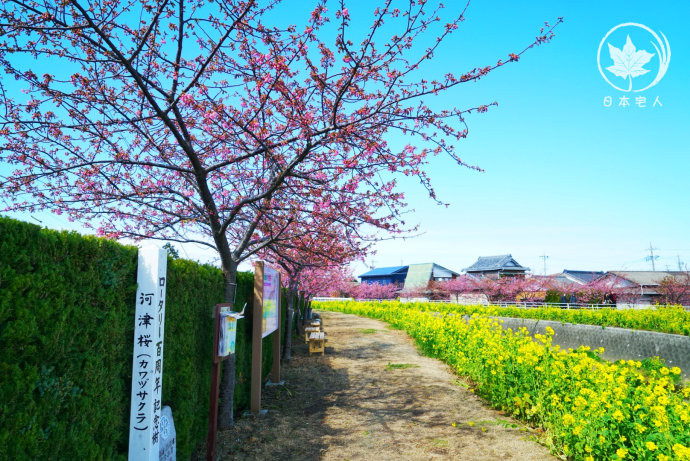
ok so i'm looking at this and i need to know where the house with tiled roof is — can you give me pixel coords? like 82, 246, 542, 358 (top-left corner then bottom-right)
463, 254, 529, 279
553, 269, 606, 286
402, 263, 459, 290
358, 266, 408, 286
359, 262, 459, 289
598, 271, 686, 305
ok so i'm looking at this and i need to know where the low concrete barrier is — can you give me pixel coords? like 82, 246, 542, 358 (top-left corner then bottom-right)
493, 317, 690, 380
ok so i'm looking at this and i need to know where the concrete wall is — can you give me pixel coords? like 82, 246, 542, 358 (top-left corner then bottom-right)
492, 316, 690, 381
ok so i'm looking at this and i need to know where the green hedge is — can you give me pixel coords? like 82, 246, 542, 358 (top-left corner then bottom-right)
231, 271, 289, 412
0, 217, 290, 459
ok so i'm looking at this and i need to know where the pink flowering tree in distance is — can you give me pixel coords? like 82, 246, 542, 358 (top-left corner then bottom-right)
0, 0, 561, 426
544, 276, 623, 305
515, 276, 551, 303
300, 264, 354, 302
352, 281, 399, 300
657, 273, 690, 306
431, 275, 479, 301
398, 284, 429, 300
260, 218, 365, 360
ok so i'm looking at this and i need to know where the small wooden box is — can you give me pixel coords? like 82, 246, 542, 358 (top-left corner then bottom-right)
308, 332, 325, 356
304, 326, 320, 343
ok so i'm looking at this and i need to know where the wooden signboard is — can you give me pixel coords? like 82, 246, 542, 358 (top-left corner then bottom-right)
251, 261, 281, 415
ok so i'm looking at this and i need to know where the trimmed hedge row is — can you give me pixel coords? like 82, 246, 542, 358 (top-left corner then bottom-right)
0, 217, 291, 459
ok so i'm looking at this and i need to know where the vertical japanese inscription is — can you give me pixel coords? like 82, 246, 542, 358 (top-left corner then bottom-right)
128, 248, 167, 461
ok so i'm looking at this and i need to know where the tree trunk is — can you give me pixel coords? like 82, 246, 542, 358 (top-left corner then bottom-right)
298, 294, 305, 330
305, 298, 312, 322
218, 259, 238, 430
282, 287, 296, 362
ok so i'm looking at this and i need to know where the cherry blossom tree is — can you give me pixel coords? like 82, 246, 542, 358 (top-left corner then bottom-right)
471, 276, 524, 302
544, 275, 625, 305
436, 275, 547, 304
352, 281, 399, 300
516, 276, 551, 302
299, 264, 354, 301
656, 273, 690, 306
398, 284, 430, 300
260, 219, 365, 360
0, 0, 561, 426
432, 275, 479, 301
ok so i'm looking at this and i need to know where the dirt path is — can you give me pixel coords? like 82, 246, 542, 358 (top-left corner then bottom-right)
213, 310, 555, 460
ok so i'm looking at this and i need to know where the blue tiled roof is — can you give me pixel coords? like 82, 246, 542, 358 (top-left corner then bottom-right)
359, 265, 408, 278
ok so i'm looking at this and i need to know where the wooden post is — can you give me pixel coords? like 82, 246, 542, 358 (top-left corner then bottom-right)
270, 282, 281, 383
250, 261, 264, 414
207, 303, 232, 461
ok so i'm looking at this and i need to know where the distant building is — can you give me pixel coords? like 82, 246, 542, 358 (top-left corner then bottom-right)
358, 262, 459, 289
358, 266, 408, 285
463, 254, 529, 279
599, 271, 685, 305
403, 263, 459, 290
553, 269, 606, 286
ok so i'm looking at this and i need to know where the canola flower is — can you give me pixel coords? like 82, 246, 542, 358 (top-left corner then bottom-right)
316, 301, 690, 460
354, 300, 690, 336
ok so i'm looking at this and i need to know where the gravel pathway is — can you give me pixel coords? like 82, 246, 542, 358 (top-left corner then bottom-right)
212, 310, 555, 460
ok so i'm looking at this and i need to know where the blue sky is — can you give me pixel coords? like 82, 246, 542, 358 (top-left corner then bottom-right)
356, 0, 690, 276
3, 1, 689, 276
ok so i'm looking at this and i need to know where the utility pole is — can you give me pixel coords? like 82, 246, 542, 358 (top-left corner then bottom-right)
645, 242, 658, 271
539, 254, 549, 275
678, 255, 685, 271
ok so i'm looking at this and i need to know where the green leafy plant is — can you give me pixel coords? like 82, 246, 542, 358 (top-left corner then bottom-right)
0, 217, 292, 459
385, 363, 418, 370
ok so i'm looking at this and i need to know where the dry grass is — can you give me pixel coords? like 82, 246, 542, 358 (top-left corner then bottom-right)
207, 311, 555, 460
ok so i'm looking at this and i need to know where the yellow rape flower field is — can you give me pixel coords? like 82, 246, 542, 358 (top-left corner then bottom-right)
386, 301, 690, 336
315, 301, 690, 461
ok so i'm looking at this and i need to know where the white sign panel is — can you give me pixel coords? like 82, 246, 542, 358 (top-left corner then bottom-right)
262, 266, 280, 338
128, 247, 168, 461
218, 312, 238, 357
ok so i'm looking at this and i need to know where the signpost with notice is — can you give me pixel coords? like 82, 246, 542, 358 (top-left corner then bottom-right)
128, 247, 167, 461
206, 302, 243, 461
251, 261, 282, 415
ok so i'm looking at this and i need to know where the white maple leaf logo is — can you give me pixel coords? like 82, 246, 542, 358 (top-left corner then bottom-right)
606, 35, 655, 91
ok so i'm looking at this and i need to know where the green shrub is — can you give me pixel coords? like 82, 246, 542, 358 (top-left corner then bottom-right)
0, 217, 286, 459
